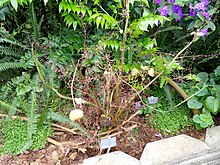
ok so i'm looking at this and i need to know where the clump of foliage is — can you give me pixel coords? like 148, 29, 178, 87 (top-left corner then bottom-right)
144, 85, 192, 135
152, 109, 192, 135
181, 66, 220, 129
0, 118, 52, 155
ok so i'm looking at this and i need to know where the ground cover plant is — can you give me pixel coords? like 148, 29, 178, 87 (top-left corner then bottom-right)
0, 0, 219, 163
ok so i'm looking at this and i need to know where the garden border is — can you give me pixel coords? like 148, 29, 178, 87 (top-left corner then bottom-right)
81, 125, 220, 165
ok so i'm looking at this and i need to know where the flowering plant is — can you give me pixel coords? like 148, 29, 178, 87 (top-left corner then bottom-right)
154, 0, 218, 36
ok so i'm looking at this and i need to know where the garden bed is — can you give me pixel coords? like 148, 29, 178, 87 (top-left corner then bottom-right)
0, 114, 206, 165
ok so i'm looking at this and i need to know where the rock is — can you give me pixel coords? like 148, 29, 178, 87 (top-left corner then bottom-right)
205, 126, 220, 150
82, 151, 140, 165
140, 134, 210, 165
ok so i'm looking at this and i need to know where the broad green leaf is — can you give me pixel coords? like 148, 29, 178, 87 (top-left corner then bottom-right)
214, 66, 220, 76
197, 72, 209, 83
205, 96, 219, 114
193, 115, 200, 123
200, 121, 208, 128
197, 12, 204, 21
202, 108, 211, 114
10, 0, 18, 11
196, 88, 208, 97
187, 98, 203, 109
187, 21, 195, 31
207, 21, 216, 31
194, 19, 202, 28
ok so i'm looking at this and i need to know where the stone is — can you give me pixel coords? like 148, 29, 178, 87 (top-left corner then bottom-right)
82, 151, 140, 165
140, 134, 210, 165
205, 126, 220, 150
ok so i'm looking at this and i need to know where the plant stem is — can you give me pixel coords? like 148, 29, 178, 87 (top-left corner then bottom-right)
121, 1, 129, 71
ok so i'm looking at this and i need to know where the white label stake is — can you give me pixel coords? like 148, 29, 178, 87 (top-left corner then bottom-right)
100, 137, 117, 153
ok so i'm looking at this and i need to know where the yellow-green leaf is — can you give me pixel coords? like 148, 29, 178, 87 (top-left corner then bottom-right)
10, 0, 18, 11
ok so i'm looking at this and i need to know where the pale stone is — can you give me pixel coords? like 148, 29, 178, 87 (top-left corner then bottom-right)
205, 126, 220, 150
140, 134, 210, 165
82, 151, 140, 165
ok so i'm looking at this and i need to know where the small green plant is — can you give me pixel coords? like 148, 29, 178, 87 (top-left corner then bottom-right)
152, 109, 192, 135
182, 66, 220, 129
193, 114, 214, 130
144, 85, 192, 135
0, 118, 52, 155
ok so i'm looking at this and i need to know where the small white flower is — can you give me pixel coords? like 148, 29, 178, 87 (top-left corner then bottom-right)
131, 68, 139, 76
141, 65, 149, 71
74, 98, 86, 105
148, 68, 155, 77
69, 109, 84, 121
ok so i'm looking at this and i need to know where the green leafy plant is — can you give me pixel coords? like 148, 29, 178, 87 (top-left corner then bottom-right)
182, 66, 220, 129
142, 85, 192, 135
152, 109, 192, 135
0, 118, 52, 155
193, 113, 214, 130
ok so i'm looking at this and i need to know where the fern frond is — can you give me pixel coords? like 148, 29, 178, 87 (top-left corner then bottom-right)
26, 92, 39, 139
47, 111, 91, 138
0, 100, 18, 116
0, 46, 22, 58
0, 62, 26, 72
164, 85, 175, 111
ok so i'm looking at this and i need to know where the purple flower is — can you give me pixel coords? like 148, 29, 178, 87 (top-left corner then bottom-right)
160, 6, 169, 16
189, 3, 197, 16
169, 0, 175, 3
200, 29, 208, 36
202, 11, 210, 19
176, 12, 184, 21
155, 0, 161, 4
194, 2, 207, 11
173, 4, 182, 14
201, 0, 209, 5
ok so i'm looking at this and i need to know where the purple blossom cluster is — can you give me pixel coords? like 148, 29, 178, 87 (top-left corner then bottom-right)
154, 0, 210, 36
155, 0, 210, 20
190, 0, 210, 19
172, 4, 183, 21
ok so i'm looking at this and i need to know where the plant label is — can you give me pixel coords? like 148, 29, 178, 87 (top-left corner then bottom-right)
148, 96, 158, 104
100, 137, 117, 149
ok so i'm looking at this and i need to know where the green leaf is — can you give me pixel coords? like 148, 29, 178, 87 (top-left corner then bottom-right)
196, 88, 208, 97
10, 0, 18, 11
187, 98, 203, 109
193, 114, 200, 123
207, 21, 216, 31
205, 96, 220, 114
187, 21, 195, 31
197, 12, 204, 21
197, 72, 209, 83
214, 66, 220, 76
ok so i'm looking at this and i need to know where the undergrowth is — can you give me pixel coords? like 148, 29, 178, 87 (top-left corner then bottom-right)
146, 85, 193, 136
0, 118, 52, 155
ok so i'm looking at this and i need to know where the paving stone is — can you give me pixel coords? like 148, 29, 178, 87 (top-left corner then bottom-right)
82, 151, 140, 165
205, 126, 220, 150
178, 150, 220, 165
140, 134, 210, 165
